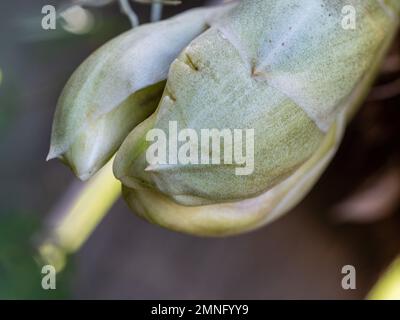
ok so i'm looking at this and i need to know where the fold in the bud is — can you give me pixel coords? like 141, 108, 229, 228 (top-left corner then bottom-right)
48, 5, 234, 180
114, 0, 399, 236
121, 115, 343, 236
114, 0, 398, 206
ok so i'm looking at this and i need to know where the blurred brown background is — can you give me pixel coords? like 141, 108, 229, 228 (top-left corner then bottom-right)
0, 0, 399, 299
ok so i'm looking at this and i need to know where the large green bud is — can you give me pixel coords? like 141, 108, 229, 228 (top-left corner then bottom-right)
114, 0, 399, 235
48, 5, 233, 180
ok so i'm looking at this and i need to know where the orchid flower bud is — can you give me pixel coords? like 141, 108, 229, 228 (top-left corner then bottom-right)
114, 0, 399, 236
48, 5, 233, 180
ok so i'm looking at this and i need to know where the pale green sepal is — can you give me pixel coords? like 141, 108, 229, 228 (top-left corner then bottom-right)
114, 0, 399, 205
48, 5, 233, 180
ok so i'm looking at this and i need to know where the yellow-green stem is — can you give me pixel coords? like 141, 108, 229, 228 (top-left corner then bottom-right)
38, 160, 120, 272
368, 257, 400, 300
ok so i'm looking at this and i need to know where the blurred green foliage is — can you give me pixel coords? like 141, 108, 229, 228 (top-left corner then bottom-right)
0, 70, 19, 137
0, 213, 71, 299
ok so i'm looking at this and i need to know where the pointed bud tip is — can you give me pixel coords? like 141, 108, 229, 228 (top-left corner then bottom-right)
46, 147, 94, 181
46, 148, 61, 162
144, 165, 158, 172
76, 172, 93, 181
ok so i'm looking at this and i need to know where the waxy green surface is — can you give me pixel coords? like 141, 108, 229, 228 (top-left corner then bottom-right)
50, 0, 400, 236
115, 0, 399, 206
48, 6, 230, 180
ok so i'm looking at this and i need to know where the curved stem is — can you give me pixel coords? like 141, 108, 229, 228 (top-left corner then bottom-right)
119, 0, 139, 27
151, 2, 163, 22
37, 161, 120, 272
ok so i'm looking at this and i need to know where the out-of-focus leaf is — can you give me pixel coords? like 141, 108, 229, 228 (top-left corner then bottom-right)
0, 213, 71, 299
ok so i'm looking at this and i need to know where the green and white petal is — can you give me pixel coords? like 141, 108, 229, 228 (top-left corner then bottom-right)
48, 4, 234, 180
121, 113, 344, 237
115, 0, 399, 206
